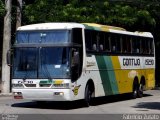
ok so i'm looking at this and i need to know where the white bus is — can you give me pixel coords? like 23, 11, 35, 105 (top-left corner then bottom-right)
8, 23, 155, 106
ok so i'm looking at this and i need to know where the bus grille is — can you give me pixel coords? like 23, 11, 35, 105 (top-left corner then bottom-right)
24, 84, 36, 87
39, 84, 51, 87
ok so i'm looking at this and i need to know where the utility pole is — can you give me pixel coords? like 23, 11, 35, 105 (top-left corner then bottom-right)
2, 0, 12, 93
16, 0, 22, 29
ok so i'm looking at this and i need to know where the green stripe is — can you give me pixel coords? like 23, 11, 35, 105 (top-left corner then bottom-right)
96, 56, 113, 95
104, 56, 119, 94
40, 80, 52, 84
83, 24, 101, 31
96, 56, 119, 95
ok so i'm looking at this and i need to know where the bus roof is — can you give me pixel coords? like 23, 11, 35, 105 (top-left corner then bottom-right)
83, 23, 153, 38
83, 23, 126, 31
17, 23, 85, 31
17, 22, 153, 38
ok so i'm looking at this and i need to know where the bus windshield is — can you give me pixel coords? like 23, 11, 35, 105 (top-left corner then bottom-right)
13, 47, 71, 79
16, 30, 70, 44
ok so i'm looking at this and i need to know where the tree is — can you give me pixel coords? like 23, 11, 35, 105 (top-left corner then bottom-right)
2, 0, 12, 93
16, 0, 22, 29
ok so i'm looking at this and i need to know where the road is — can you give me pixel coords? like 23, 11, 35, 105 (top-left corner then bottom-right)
0, 90, 160, 120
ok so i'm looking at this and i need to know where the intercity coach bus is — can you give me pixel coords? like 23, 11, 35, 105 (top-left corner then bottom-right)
7, 23, 155, 106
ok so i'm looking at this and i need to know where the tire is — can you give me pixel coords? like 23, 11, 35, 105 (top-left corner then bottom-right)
84, 84, 92, 107
137, 84, 143, 98
132, 84, 138, 99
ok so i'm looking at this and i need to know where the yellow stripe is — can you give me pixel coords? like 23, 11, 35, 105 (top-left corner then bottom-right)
83, 23, 126, 31
111, 56, 133, 94
54, 80, 63, 84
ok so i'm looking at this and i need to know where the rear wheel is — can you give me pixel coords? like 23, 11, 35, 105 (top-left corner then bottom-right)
137, 84, 143, 98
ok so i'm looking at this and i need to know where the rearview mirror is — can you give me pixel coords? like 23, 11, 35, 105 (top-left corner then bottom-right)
7, 49, 12, 66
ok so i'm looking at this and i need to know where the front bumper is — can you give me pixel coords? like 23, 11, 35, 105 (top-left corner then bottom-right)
12, 88, 72, 101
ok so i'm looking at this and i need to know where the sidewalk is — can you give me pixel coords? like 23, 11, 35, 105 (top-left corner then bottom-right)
0, 87, 12, 97
0, 83, 12, 97
0, 93, 12, 97
154, 86, 160, 90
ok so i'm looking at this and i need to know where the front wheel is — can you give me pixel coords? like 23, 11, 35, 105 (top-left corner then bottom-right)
132, 84, 138, 99
84, 85, 92, 107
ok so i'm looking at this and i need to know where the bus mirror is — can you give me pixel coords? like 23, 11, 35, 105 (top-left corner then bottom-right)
7, 50, 12, 66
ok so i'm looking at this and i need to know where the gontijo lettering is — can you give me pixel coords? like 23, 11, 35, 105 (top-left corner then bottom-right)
123, 58, 140, 66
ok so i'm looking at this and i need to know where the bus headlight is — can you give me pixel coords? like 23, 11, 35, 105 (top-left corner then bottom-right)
12, 84, 24, 88
52, 83, 70, 89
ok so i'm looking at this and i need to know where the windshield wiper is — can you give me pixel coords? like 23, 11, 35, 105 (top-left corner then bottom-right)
22, 60, 29, 80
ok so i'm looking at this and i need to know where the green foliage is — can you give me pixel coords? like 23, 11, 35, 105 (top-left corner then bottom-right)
0, 0, 5, 16
1, 0, 160, 84
0, 0, 5, 38
0, 0, 158, 37
23, 0, 157, 32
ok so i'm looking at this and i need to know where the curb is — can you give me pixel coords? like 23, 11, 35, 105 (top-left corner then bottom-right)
153, 87, 160, 90
0, 93, 12, 97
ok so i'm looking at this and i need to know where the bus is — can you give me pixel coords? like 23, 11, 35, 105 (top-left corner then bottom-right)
7, 23, 155, 106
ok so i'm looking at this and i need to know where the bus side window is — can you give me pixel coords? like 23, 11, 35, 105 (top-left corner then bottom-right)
140, 38, 144, 54
99, 32, 105, 51
71, 48, 80, 81
150, 39, 154, 54
147, 39, 151, 54
144, 39, 148, 54
72, 28, 83, 81
91, 31, 98, 51
99, 44, 104, 51
111, 35, 116, 53
122, 36, 132, 54
105, 33, 111, 52
85, 30, 92, 51
122, 36, 127, 53
135, 37, 140, 54
92, 44, 97, 51
116, 34, 122, 53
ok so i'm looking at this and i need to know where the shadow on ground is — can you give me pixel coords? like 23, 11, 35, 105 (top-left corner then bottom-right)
11, 93, 152, 110
133, 102, 160, 111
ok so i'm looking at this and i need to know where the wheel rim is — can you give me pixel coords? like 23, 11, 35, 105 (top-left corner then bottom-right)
86, 89, 91, 102
139, 84, 143, 92
85, 85, 92, 106
133, 89, 137, 96
138, 84, 143, 97
132, 86, 138, 99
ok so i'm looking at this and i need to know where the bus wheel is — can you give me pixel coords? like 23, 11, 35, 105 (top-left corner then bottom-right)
132, 88, 137, 99
132, 83, 138, 99
84, 84, 92, 107
137, 84, 143, 98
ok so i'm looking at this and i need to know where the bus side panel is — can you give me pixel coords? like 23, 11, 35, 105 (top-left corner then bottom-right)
111, 56, 133, 94
143, 57, 155, 90
85, 55, 106, 97
145, 69, 155, 90
95, 55, 119, 96
71, 55, 105, 100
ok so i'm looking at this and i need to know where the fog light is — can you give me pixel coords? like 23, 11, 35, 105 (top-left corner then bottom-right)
13, 92, 23, 99
54, 92, 64, 96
